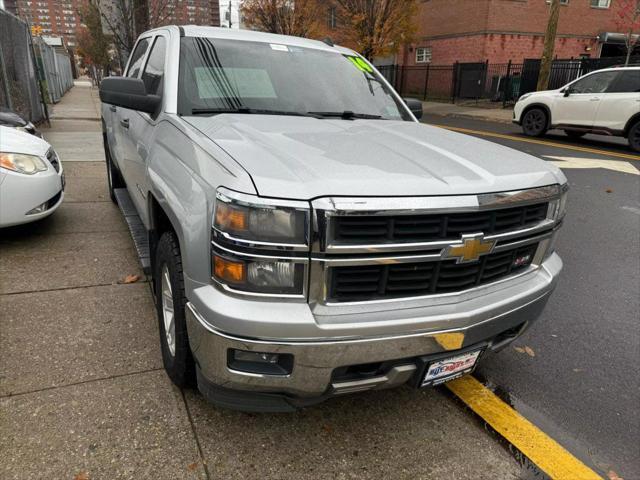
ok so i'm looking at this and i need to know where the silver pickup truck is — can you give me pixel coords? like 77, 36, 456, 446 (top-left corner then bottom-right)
100, 26, 567, 412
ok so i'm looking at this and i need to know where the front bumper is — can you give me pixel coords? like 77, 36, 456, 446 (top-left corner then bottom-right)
186, 253, 562, 410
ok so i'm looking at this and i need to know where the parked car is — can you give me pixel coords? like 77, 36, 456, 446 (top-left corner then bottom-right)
513, 66, 640, 152
0, 106, 42, 137
0, 125, 64, 227
100, 26, 567, 412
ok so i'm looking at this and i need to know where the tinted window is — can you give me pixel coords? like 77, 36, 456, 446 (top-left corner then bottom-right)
142, 37, 166, 95
570, 71, 619, 94
607, 70, 640, 93
126, 38, 151, 78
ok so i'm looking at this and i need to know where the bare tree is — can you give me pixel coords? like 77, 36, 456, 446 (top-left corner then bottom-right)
615, 0, 640, 66
241, 0, 324, 37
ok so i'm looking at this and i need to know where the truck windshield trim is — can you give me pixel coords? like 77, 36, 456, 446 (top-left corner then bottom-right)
177, 37, 411, 121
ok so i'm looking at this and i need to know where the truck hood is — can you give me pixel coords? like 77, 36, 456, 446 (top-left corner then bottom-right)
184, 116, 565, 199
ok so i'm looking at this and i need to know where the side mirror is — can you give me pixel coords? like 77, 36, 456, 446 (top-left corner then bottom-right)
99, 77, 161, 115
403, 97, 423, 120
563, 87, 572, 97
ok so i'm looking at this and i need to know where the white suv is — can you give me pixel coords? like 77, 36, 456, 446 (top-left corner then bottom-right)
513, 67, 640, 152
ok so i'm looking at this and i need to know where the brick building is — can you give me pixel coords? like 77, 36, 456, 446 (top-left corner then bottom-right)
11, 0, 220, 49
397, 0, 637, 66
13, 0, 87, 47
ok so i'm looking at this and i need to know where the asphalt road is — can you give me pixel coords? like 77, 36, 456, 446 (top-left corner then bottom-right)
424, 114, 640, 479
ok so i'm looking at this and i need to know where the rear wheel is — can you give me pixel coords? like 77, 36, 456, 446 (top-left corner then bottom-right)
522, 108, 548, 137
104, 136, 124, 203
565, 130, 586, 139
155, 231, 195, 387
628, 122, 640, 153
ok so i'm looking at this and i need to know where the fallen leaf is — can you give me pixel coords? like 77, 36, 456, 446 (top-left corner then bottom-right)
524, 346, 535, 357
605, 188, 613, 193
607, 469, 623, 480
322, 424, 333, 434
121, 274, 140, 284
514, 346, 525, 354
74, 473, 89, 480
573, 368, 583, 373
187, 462, 198, 471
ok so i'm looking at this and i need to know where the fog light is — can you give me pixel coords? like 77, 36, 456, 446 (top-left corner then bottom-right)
26, 202, 48, 215
228, 349, 293, 375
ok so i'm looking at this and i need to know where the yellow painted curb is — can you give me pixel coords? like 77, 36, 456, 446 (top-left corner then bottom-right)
446, 376, 603, 480
432, 124, 640, 162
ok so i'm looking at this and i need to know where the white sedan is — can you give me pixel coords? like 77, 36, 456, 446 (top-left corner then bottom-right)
0, 125, 64, 227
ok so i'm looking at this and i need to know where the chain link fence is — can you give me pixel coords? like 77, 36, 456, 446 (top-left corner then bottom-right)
0, 10, 74, 124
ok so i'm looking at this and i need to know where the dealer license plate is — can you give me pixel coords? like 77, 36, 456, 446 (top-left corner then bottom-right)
421, 350, 482, 387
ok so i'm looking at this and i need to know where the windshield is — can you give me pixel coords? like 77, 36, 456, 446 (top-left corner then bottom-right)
178, 37, 411, 121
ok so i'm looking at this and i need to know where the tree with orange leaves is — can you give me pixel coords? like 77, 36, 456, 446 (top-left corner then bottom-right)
241, 0, 325, 38
330, 0, 418, 60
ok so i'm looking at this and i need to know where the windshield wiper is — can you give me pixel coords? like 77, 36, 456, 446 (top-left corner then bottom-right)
191, 107, 320, 117
308, 111, 382, 120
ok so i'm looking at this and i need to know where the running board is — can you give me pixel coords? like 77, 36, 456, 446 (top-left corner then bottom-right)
113, 188, 151, 275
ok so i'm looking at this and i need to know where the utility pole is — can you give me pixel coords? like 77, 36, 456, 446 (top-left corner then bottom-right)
228, 0, 232, 28
537, 0, 561, 91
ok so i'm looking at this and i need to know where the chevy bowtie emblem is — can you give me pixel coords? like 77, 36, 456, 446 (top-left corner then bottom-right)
443, 233, 496, 263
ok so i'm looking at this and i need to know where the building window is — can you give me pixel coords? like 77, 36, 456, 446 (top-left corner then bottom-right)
590, 0, 610, 7
416, 47, 432, 64
546, 0, 569, 4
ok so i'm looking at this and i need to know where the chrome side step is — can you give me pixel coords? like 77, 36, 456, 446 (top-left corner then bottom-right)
113, 188, 151, 275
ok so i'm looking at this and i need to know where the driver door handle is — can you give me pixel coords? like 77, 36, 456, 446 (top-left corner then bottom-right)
120, 118, 129, 129
109, 105, 116, 112
590, 97, 600, 101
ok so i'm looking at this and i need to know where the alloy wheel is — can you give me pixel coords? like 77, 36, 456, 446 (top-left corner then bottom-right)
161, 264, 176, 356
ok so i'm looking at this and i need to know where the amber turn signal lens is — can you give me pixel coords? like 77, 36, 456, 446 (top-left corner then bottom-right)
215, 203, 248, 231
214, 255, 245, 283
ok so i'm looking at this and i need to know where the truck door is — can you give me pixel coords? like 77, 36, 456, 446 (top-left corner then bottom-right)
114, 36, 151, 192
125, 34, 168, 225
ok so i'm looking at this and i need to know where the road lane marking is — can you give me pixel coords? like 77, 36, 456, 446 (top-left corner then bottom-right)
431, 124, 640, 161
446, 376, 602, 480
544, 155, 639, 175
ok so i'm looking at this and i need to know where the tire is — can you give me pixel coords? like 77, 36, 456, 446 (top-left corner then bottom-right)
155, 231, 196, 387
565, 130, 586, 139
628, 122, 640, 153
104, 135, 124, 204
521, 108, 548, 137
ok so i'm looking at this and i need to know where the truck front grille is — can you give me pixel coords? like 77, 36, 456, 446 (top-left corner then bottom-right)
333, 203, 548, 244
329, 243, 538, 302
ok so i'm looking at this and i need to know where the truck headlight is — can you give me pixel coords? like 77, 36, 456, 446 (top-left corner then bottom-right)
0, 152, 48, 175
212, 188, 310, 297
549, 184, 568, 221
214, 188, 308, 245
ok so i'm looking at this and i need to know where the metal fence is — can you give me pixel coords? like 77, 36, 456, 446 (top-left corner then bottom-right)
33, 37, 74, 103
380, 56, 640, 107
0, 9, 45, 123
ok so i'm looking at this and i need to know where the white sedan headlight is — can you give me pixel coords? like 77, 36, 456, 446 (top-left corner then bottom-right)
0, 152, 48, 174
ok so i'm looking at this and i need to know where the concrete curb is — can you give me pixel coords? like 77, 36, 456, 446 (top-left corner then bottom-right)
425, 111, 514, 125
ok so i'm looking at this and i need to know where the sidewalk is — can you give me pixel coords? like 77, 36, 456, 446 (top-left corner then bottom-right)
422, 101, 514, 124
0, 83, 522, 480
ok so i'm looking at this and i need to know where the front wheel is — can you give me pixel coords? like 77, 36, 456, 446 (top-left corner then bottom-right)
628, 122, 640, 153
521, 108, 548, 137
155, 231, 195, 387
